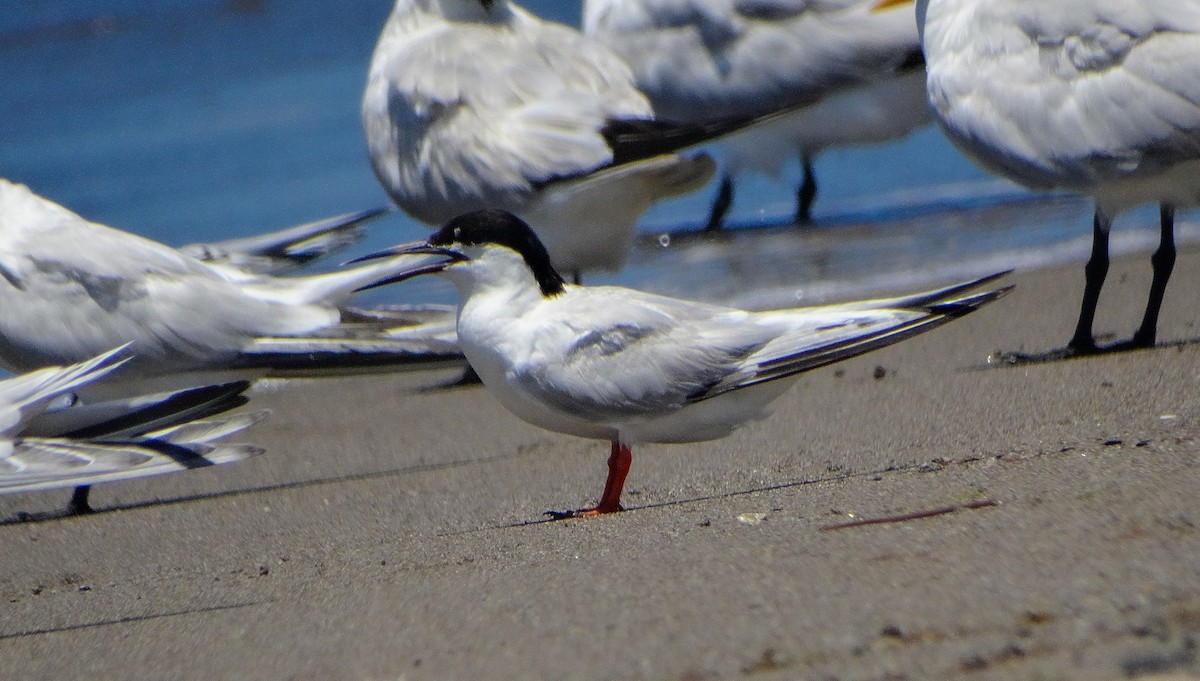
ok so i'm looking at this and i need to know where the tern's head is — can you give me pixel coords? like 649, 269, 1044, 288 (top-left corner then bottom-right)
351, 209, 566, 298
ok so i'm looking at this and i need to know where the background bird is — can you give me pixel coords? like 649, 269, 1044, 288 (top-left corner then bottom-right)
907, 0, 1200, 354
0, 346, 266, 518
584, 0, 931, 230
0, 179, 462, 400
354, 209, 1010, 516
362, 0, 792, 278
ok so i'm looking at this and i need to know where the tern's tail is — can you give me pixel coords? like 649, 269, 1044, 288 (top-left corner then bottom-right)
1, 382, 266, 497
181, 208, 386, 275
0, 345, 132, 429
232, 304, 464, 378
692, 272, 1013, 401
23, 380, 253, 439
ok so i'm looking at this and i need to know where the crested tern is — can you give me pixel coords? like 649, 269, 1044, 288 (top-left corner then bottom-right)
905, 0, 1200, 353
363, 0, 788, 276
0, 179, 462, 400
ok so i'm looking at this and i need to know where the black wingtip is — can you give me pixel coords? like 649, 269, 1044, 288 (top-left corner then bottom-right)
930, 284, 1015, 318
62, 381, 252, 440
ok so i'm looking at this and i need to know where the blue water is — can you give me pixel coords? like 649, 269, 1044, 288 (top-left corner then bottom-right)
1, 1, 1190, 309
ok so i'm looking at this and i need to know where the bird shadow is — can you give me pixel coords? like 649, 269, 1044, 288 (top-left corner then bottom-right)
1, 450, 527, 526
971, 333, 1200, 370
0, 599, 269, 641
437, 462, 925, 536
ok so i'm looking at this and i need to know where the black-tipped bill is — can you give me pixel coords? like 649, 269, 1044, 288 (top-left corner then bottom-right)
346, 242, 467, 293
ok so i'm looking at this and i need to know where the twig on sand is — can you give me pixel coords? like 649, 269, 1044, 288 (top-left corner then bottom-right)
819, 499, 999, 532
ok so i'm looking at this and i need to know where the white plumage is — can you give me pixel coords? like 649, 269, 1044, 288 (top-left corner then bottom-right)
584, 0, 931, 228
0, 346, 265, 515
913, 0, 1200, 352
356, 209, 1010, 515
0, 180, 462, 399
362, 0, 721, 275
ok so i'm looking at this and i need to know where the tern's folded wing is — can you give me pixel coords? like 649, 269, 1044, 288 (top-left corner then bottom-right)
691, 284, 1010, 401
510, 291, 772, 419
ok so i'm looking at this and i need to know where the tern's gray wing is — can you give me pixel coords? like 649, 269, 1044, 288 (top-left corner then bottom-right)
0, 180, 319, 373
692, 274, 1011, 400
511, 288, 774, 419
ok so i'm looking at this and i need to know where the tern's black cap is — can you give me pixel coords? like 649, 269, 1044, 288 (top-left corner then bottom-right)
431, 209, 565, 297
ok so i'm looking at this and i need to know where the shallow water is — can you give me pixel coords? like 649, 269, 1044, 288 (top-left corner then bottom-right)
1, 1, 1192, 310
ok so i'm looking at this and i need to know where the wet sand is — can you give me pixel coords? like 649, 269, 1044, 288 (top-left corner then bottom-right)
1, 251, 1199, 680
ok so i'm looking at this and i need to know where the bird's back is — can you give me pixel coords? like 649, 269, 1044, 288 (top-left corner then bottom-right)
920, 0, 1200, 207
586, 0, 923, 121
362, 2, 653, 223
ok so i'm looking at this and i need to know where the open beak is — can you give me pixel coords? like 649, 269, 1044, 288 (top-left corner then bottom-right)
346, 241, 468, 293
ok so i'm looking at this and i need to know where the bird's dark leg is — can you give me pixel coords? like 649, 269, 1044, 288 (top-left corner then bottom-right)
1068, 208, 1112, 354
704, 175, 734, 233
446, 364, 482, 387
1131, 204, 1176, 348
571, 271, 582, 286
578, 440, 632, 516
67, 485, 93, 515
795, 155, 817, 226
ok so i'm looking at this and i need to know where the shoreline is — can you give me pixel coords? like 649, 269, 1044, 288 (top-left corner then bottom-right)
2, 250, 1199, 679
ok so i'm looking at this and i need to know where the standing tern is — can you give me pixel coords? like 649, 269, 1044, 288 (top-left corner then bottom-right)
363, 0, 790, 277
584, 0, 931, 230
0, 179, 462, 400
904, 0, 1200, 354
353, 209, 1011, 516
1, 345, 267, 517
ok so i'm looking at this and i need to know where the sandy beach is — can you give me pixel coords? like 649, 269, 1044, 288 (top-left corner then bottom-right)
2, 251, 1199, 680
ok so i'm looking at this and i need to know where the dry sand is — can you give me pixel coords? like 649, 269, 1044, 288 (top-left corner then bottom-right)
1, 251, 1199, 680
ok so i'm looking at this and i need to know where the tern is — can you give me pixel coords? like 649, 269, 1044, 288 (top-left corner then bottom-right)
363, 0, 790, 277
0, 179, 463, 400
0, 345, 266, 517
353, 209, 1011, 516
901, 0, 1200, 354
584, 0, 931, 230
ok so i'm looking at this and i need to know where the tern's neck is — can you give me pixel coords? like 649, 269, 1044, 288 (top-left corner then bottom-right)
444, 250, 562, 317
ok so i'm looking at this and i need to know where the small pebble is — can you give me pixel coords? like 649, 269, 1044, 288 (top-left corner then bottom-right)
737, 513, 767, 525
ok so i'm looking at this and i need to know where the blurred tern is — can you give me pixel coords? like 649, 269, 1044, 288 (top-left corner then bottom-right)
181, 207, 386, 275
363, 0, 789, 276
906, 0, 1200, 353
0, 179, 463, 399
584, 0, 931, 229
354, 209, 1011, 516
1, 345, 266, 517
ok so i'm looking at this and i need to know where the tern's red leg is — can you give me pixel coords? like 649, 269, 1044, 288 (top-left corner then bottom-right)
578, 441, 632, 516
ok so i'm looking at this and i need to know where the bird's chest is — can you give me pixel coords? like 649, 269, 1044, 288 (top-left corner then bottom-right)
457, 294, 552, 382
